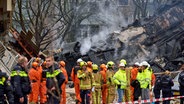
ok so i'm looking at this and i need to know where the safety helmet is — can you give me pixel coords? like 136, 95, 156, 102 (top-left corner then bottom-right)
87, 61, 93, 67
107, 61, 115, 68
100, 64, 106, 69
119, 63, 125, 67
77, 58, 83, 63
32, 62, 38, 68
59, 61, 65, 67
92, 64, 98, 70
35, 57, 41, 63
134, 62, 140, 66
120, 59, 127, 65
80, 61, 87, 67
140, 61, 150, 67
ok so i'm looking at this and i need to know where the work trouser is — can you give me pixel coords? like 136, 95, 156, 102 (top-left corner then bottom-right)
162, 89, 172, 104
60, 82, 66, 104
106, 85, 116, 103
29, 82, 39, 103
80, 89, 91, 104
117, 88, 124, 103
74, 83, 81, 103
180, 86, 184, 104
101, 84, 107, 104
153, 88, 161, 104
92, 88, 101, 104
39, 81, 47, 104
141, 88, 150, 104
124, 87, 131, 102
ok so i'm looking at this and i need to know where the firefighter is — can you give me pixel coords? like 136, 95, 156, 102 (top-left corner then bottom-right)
10, 56, 31, 104
45, 55, 65, 104
0, 69, 14, 104
59, 61, 68, 104
77, 61, 93, 104
71, 58, 83, 104
100, 64, 107, 104
178, 64, 184, 104
113, 62, 127, 103
131, 62, 140, 101
87, 61, 93, 72
106, 61, 116, 103
91, 64, 103, 104
28, 62, 40, 104
160, 70, 174, 104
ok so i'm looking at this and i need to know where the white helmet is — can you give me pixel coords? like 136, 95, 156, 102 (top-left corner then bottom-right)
119, 63, 125, 67
140, 61, 150, 67
134, 62, 140, 66
77, 58, 83, 63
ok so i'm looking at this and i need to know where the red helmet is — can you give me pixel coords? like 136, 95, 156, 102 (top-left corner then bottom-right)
59, 61, 66, 67
32, 62, 38, 68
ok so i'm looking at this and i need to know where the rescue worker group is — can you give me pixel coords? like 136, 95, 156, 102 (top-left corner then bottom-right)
1, 54, 184, 104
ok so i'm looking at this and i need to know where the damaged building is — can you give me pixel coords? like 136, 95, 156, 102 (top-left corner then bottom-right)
54, 1, 184, 76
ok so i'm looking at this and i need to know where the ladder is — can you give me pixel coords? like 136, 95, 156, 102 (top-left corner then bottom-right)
0, 41, 18, 75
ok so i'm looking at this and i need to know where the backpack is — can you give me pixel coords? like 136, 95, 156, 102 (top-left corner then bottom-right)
178, 71, 184, 86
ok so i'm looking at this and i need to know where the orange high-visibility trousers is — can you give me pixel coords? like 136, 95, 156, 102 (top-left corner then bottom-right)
29, 68, 40, 103
102, 84, 107, 104
29, 82, 40, 103
60, 67, 68, 104
60, 82, 67, 104
39, 81, 47, 103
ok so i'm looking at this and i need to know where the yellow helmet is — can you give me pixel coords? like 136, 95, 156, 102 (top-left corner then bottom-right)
92, 64, 98, 70
120, 59, 127, 65
107, 61, 114, 68
80, 61, 87, 67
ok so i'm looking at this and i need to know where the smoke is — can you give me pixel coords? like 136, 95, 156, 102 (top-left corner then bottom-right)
79, 1, 128, 55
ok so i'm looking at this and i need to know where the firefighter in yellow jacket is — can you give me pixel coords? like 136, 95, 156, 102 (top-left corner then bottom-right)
106, 61, 116, 103
91, 64, 103, 104
77, 61, 94, 104
113, 62, 128, 103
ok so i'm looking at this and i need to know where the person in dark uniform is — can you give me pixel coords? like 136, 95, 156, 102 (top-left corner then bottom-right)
45, 55, 65, 104
10, 56, 31, 104
160, 70, 174, 104
153, 75, 161, 104
0, 69, 14, 104
178, 64, 184, 104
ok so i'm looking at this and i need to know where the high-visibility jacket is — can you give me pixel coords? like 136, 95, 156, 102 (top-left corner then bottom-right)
131, 67, 138, 80
113, 69, 127, 89
77, 69, 94, 90
136, 67, 152, 89
71, 66, 80, 84
144, 67, 152, 89
46, 64, 65, 90
92, 72, 102, 89
0, 71, 14, 104
106, 69, 115, 87
11, 64, 31, 98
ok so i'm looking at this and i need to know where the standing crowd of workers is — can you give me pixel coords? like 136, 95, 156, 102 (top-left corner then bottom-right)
1, 55, 184, 104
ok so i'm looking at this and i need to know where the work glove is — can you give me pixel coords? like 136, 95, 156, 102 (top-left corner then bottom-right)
117, 84, 121, 89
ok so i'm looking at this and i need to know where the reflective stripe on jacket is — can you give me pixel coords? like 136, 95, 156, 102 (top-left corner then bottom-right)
77, 70, 93, 90
113, 69, 127, 89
